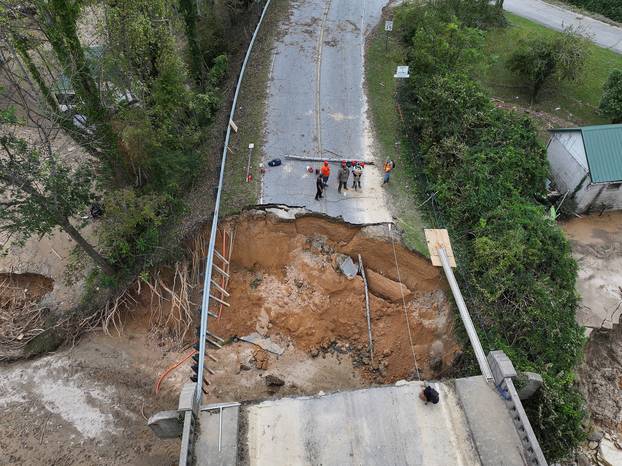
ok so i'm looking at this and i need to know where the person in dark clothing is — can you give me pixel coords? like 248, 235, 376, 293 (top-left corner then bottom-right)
419, 385, 440, 405
337, 161, 349, 193
351, 162, 362, 191
315, 173, 325, 200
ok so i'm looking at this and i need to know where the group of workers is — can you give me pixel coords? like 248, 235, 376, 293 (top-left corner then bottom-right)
314, 158, 395, 201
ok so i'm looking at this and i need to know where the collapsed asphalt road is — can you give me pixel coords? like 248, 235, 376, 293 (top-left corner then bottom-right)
261, 0, 393, 224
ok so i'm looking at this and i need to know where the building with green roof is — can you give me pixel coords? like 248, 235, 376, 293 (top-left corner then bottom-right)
548, 124, 622, 213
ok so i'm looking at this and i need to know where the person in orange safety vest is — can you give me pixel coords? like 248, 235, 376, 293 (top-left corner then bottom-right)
320, 161, 330, 186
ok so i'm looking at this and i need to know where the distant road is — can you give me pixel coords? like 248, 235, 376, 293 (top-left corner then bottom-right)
504, 0, 622, 54
261, 0, 392, 225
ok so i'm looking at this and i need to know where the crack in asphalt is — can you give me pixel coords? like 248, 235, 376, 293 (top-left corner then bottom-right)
315, 0, 332, 157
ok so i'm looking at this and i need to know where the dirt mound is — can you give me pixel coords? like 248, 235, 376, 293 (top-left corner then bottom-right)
0, 272, 54, 302
580, 324, 622, 435
0, 273, 54, 360
208, 211, 461, 383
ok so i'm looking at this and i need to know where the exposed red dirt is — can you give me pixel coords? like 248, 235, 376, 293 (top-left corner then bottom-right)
0, 272, 54, 302
208, 211, 461, 383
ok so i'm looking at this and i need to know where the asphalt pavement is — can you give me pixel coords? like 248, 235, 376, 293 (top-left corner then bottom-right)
260, 0, 622, 225
262, 0, 392, 225
504, 0, 622, 53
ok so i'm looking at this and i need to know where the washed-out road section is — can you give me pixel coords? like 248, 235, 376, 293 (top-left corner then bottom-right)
261, 0, 392, 224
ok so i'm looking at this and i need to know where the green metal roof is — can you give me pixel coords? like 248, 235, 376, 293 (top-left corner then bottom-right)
580, 124, 622, 183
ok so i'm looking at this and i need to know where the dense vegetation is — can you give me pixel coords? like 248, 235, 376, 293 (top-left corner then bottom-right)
0, 1, 261, 286
394, 0, 586, 460
600, 69, 622, 123
565, 0, 622, 22
480, 13, 622, 126
507, 27, 588, 102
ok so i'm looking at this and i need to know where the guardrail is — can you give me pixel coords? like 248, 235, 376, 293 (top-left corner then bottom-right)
500, 377, 548, 465
181, 1, 273, 464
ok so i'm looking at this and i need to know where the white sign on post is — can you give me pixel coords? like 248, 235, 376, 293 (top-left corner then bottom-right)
394, 65, 410, 79
385, 20, 393, 32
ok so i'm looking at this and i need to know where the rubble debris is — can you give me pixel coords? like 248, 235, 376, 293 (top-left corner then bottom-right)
253, 349, 269, 370
264, 374, 285, 387
240, 332, 285, 355
335, 254, 358, 279
599, 437, 622, 466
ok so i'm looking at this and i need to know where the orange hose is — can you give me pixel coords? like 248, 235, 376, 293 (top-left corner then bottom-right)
155, 349, 197, 395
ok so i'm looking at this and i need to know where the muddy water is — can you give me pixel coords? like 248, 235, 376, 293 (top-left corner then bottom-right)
562, 211, 622, 330
563, 211, 622, 436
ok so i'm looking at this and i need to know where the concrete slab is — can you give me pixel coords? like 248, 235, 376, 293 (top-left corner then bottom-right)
455, 376, 526, 466
194, 406, 240, 466
242, 381, 482, 466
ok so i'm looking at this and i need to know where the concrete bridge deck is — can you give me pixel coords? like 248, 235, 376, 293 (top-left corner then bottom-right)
196, 377, 527, 466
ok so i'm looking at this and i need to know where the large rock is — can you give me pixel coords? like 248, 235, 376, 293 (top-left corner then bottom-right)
366, 269, 412, 302
600, 438, 622, 466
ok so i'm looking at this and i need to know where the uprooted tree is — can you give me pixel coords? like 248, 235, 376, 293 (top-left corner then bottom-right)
0, 108, 115, 275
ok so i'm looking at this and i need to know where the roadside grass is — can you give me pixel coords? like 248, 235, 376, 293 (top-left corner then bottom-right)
480, 12, 622, 125
366, 24, 429, 254
221, 0, 290, 217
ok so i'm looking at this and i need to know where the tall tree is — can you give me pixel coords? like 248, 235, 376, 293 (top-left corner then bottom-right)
507, 27, 589, 102
1, 0, 122, 177
179, 0, 205, 86
0, 107, 115, 275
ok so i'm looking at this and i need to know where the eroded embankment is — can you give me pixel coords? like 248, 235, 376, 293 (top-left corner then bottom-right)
0, 273, 54, 360
199, 209, 461, 400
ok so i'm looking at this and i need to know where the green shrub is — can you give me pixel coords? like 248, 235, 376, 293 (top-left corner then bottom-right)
564, 0, 622, 22
506, 27, 589, 102
400, 73, 492, 144
395, 2, 586, 459
599, 69, 622, 123
98, 188, 172, 271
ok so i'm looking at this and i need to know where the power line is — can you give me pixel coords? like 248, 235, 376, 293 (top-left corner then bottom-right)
388, 223, 421, 381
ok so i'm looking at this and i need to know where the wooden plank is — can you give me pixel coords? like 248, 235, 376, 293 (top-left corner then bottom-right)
424, 229, 456, 268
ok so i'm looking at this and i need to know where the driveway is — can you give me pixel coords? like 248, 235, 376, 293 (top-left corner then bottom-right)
261, 0, 392, 224
504, 0, 622, 53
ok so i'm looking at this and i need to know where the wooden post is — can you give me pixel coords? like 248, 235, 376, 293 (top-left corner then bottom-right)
358, 254, 374, 364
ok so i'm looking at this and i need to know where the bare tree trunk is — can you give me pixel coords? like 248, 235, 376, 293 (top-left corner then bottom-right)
58, 218, 116, 276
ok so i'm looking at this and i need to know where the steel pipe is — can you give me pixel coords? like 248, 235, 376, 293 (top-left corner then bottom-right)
438, 248, 494, 382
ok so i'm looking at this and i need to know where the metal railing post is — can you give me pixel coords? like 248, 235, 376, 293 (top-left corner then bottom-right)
180, 1, 273, 464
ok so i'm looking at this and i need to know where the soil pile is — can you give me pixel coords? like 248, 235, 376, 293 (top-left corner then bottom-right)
208, 211, 461, 384
580, 325, 622, 434
0, 273, 54, 360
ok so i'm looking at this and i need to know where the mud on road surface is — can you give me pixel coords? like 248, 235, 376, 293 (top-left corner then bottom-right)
0, 318, 184, 466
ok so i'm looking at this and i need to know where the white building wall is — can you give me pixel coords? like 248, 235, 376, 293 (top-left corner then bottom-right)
548, 131, 622, 213
581, 182, 622, 212
547, 134, 588, 193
